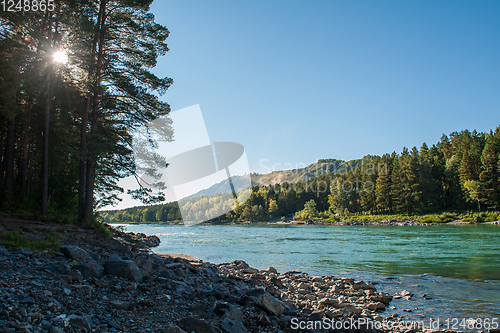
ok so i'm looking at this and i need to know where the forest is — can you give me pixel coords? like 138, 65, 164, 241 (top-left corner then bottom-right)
100, 126, 500, 224
0, 1, 171, 223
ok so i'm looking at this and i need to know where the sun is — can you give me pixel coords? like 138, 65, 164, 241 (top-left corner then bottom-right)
53, 50, 68, 64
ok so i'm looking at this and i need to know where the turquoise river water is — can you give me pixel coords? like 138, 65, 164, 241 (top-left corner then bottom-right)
121, 223, 500, 324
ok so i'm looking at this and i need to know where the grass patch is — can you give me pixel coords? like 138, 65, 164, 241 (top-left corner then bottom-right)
85, 218, 113, 237
0, 230, 61, 251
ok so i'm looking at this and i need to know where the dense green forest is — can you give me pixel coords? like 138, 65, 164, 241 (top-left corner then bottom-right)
0, 1, 171, 222
101, 126, 500, 224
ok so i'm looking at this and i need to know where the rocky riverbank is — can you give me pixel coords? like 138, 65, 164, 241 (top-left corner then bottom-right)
334, 220, 431, 226
274, 219, 500, 226
0, 220, 489, 333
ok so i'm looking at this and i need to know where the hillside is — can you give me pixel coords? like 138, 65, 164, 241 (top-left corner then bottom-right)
252, 158, 355, 186
180, 158, 352, 200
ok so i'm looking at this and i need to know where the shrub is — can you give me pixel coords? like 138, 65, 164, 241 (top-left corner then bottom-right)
419, 216, 441, 223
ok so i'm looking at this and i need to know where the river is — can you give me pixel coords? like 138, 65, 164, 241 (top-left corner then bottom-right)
120, 223, 500, 326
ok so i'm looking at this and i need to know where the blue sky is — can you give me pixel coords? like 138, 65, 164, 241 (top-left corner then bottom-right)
149, 0, 500, 174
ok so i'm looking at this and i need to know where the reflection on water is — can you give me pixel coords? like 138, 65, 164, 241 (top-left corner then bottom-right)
122, 223, 500, 321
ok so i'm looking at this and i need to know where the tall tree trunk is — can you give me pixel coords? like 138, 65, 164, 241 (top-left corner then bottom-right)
41, 71, 50, 213
41, 19, 52, 214
84, 0, 107, 221
84, 156, 96, 220
78, 97, 89, 223
85, 94, 99, 221
19, 101, 31, 195
26, 139, 34, 203
0, 127, 4, 185
4, 62, 19, 195
4, 117, 15, 194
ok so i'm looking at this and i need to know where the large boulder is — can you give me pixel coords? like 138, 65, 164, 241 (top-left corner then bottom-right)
352, 280, 375, 290
103, 259, 143, 282
231, 260, 250, 270
367, 302, 386, 311
73, 261, 104, 278
256, 293, 284, 317
60, 245, 93, 261
143, 234, 160, 247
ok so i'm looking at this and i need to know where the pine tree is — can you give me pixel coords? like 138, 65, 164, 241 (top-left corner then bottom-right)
329, 175, 360, 215
359, 157, 379, 213
404, 147, 421, 214
375, 154, 393, 213
438, 134, 453, 160
390, 153, 405, 213
77, 0, 173, 220
392, 147, 419, 214
428, 144, 446, 209
479, 129, 500, 209
460, 150, 477, 206
444, 155, 463, 209
464, 179, 481, 212
418, 143, 438, 213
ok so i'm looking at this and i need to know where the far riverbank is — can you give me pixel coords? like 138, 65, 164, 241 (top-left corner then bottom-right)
111, 218, 500, 227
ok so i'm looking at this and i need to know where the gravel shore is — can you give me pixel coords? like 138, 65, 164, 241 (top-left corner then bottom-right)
0, 220, 484, 333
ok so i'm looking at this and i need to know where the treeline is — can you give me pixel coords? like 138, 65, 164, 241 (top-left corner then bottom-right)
101, 126, 500, 223
0, 1, 171, 222
101, 203, 182, 223
329, 127, 500, 215
100, 178, 331, 223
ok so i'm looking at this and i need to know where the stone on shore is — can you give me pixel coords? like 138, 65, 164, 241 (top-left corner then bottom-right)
165, 325, 188, 333
59, 245, 93, 261
178, 317, 217, 333
256, 292, 284, 317
367, 302, 386, 311
68, 314, 92, 331
221, 317, 248, 333
73, 260, 104, 278
103, 259, 143, 282
352, 280, 376, 290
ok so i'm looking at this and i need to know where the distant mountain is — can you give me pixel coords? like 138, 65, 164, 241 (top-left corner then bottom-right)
182, 174, 252, 200
251, 158, 347, 186
185, 158, 363, 199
